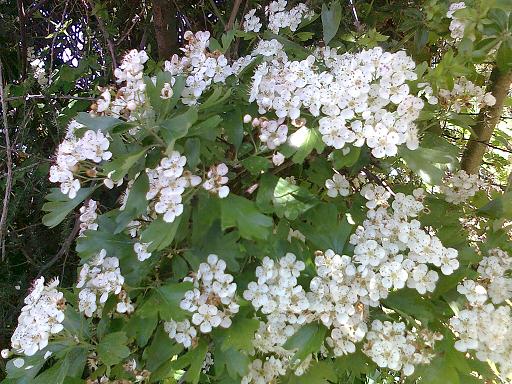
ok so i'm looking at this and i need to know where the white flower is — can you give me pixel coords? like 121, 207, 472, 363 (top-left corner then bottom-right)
272, 152, 285, 166
325, 174, 350, 197
203, 163, 230, 198
160, 82, 174, 99
11, 278, 65, 356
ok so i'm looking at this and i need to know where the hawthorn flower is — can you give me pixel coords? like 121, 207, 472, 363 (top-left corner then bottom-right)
160, 82, 173, 99
259, 119, 288, 149
203, 163, 230, 198
272, 152, 285, 166
325, 173, 351, 197
10, 278, 65, 356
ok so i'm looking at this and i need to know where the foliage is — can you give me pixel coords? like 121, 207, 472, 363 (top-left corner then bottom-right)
1, 0, 512, 384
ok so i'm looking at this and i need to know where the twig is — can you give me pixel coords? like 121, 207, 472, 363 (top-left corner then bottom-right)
88, 0, 118, 73
25, 0, 50, 16
226, 0, 242, 31
443, 133, 512, 154
208, 0, 226, 28
116, 12, 143, 46
36, 215, 81, 278
347, 0, 361, 30
0, 59, 14, 262
17, 0, 28, 79
49, 0, 70, 74
5, 94, 96, 102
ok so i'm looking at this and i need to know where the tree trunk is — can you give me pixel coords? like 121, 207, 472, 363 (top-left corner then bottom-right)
460, 67, 512, 174
152, 0, 178, 60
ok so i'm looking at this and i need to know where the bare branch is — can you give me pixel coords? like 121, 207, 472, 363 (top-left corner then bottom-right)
151, 0, 178, 60
36, 214, 81, 278
0, 59, 14, 262
226, 0, 243, 31
460, 67, 512, 174
5, 94, 97, 102
88, 0, 118, 73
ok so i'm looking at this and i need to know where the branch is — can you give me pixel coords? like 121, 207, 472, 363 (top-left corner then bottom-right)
17, 0, 28, 79
460, 67, 512, 174
225, 0, 242, 31
36, 214, 81, 278
25, 0, 50, 16
0, 59, 14, 262
88, 0, 118, 73
443, 133, 512, 154
151, 0, 178, 60
5, 94, 97, 102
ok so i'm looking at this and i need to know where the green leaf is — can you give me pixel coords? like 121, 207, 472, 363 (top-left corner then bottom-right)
478, 192, 512, 219
330, 146, 361, 169
399, 146, 456, 185
221, 194, 273, 240
287, 360, 337, 384
272, 177, 317, 220
114, 173, 149, 233
32, 358, 69, 384
103, 147, 148, 182
222, 317, 260, 352
241, 156, 271, 175
140, 215, 182, 252
191, 222, 243, 271
138, 281, 193, 321
167, 338, 208, 384
283, 322, 327, 362
215, 347, 250, 379
125, 313, 158, 347
76, 214, 134, 260
223, 109, 244, 150
97, 331, 131, 366
297, 204, 353, 254
321, 1, 342, 45
184, 138, 201, 169
75, 112, 124, 133
188, 115, 223, 140
156, 281, 194, 321
144, 325, 184, 372
383, 289, 439, 324
42, 187, 96, 228
286, 127, 324, 164
160, 108, 198, 148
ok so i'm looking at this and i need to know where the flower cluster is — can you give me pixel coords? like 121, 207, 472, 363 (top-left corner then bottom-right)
362, 320, 440, 376
10, 277, 65, 356
243, 9, 262, 33
349, 187, 460, 291
446, 2, 466, 40
242, 254, 311, 382
77, 249, 125, 317
265, 1, 314, 34
49, 123, 112, 198
256, 117, 288, 149
165, 255, 238, 348
438, 77, 496, 113
164, 31, 235, 105
441, 170, 483, 205
110, 49, 149, 114
250, 45, 426, 158
146, 151, 201, 223
30, 58, 48, 86
450, 249, 512, 376
202, 163, 230, 198
79, 199, 98, 236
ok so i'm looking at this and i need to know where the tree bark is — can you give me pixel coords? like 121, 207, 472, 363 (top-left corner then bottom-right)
460, 67, 512, 174
152, 0, 178, 60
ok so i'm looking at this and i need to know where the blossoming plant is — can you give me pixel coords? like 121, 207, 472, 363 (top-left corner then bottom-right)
4, 1, 512, 383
